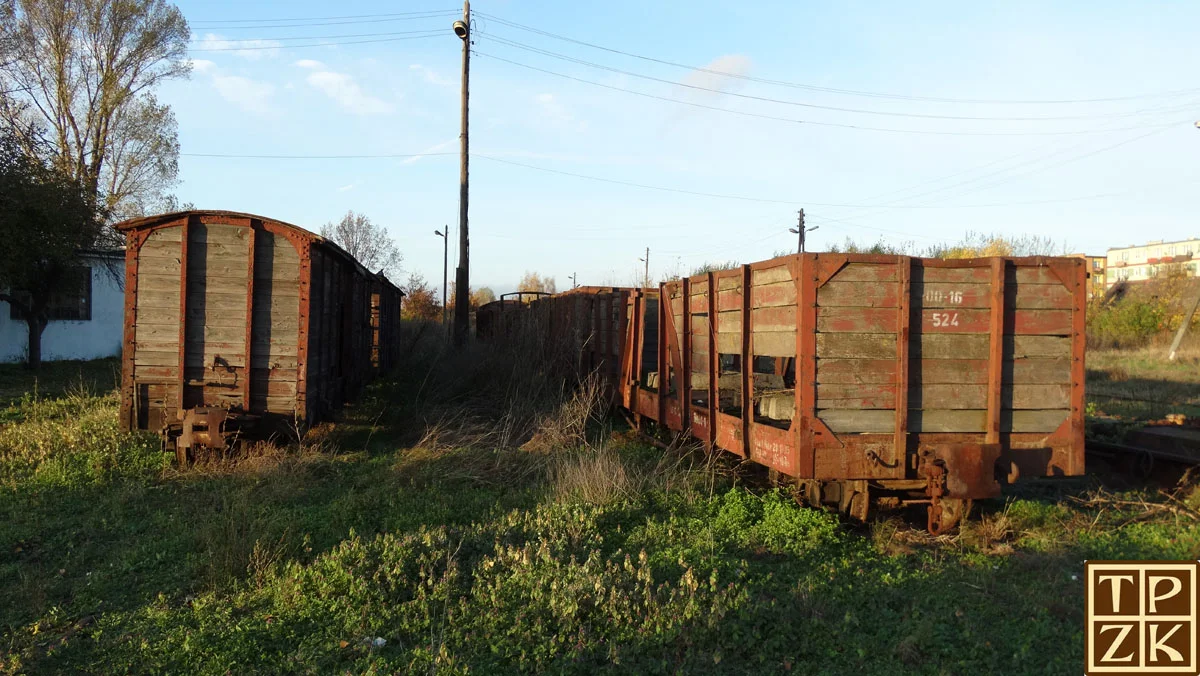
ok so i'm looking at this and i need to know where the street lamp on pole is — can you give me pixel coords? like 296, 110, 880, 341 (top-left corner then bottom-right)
434, 227, 449, 333
789, 209, 820, 254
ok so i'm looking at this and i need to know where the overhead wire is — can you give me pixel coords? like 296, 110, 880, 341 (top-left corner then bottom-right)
469, 154, 1160, 211
476, 33, 1199, 123
473, 10, 1200, 106
190, 29, 450, 43
191, 9, 456, 24
188, 33, 444, 51
190, 12, 458, 31
181, 151, 458, 159
472, 51, 1189, 137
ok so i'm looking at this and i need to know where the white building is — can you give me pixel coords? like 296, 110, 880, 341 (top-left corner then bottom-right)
1106, 238, 1200, 286
0, 251, 125, 363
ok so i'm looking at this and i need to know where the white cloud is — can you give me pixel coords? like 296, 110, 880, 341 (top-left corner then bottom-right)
533, 93, 587, 131
195, 33, 282, 60
188, 58, 216, 74
210, 73, 275, 115
187, 58, 275, 114
302, 65, 393, 115
337, 183, 355, 192
679, 54, 752, 97
409, 63, 453, 87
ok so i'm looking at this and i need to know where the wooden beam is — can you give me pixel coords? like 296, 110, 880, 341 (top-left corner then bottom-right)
177, 219, 189, 417
740, 264, 752, 458
706, 272, 718, 449
681, 277, 692, 434
243, 222, 256, 410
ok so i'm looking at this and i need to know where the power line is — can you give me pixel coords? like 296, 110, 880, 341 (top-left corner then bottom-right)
473, 11, 1200, 106
188, 33, 443, 52
470, 154, 1156, 210
477, 33, 1200, 123
805, 123, 1181, 233
473, 51, 1189, 137
181, 151, 458, 159
191, 9, 456, 24
190, 29, 447, 43
190, 12, 458, 31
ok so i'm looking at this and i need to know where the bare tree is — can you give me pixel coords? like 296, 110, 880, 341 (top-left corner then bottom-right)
0, 0, 190, 224
320, 210, 403, 282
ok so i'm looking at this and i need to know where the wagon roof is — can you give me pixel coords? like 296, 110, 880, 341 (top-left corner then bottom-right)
113, 209, 387, 283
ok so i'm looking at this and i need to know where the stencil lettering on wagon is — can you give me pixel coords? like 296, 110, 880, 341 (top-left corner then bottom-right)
923, 288, 965, 305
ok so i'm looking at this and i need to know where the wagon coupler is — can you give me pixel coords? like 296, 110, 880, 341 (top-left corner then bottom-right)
921, 443, 1003, 535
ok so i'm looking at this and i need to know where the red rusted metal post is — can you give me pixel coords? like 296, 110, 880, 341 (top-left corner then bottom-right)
985, 257, 1005, 444
894, 256, 911, 467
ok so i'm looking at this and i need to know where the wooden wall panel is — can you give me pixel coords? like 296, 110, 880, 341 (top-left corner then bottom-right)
251, 230, 301, 413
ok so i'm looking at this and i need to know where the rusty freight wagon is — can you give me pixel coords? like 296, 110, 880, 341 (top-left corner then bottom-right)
115, 210, 404, 461
528, 254, 1086, 533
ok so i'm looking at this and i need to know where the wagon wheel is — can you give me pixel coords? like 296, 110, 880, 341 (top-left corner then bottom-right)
928, 498, 973, 535
794, 480, 822, 507
847, 490, 870, 523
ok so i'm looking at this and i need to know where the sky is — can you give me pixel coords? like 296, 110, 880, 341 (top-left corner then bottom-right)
161, 0, 1200, 295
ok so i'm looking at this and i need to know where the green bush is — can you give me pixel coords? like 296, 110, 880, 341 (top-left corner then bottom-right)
1086, 297, 1168, 349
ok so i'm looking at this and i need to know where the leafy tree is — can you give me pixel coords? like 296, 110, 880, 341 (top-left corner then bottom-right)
471, 287, 496, 307
690, 261, 740, 276
517, 271, 556, 295
826, 238, 917, 255
401, 272, 441, 322
320, 211, 403, 282
0, 0, 190, 225
0, 132, 106, 368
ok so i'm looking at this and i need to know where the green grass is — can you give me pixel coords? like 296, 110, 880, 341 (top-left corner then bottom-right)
0, 358, 121, 424
2, 355, 1198, 674
1087, 347, 1200, 421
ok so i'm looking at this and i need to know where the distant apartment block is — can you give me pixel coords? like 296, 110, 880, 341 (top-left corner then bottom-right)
1106, 238, 1199, 287
1071, 254, 1107, 299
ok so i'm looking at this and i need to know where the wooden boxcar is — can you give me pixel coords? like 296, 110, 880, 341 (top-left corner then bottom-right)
526, 254, 1087, 532
115, 210, 403, 460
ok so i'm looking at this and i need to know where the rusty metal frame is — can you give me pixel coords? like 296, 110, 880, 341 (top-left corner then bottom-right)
985, 257, 1006, 444
681, 277, 692, 435
894, 256, 912, 473
706, 271, 718, 450
740, 264, 752, 458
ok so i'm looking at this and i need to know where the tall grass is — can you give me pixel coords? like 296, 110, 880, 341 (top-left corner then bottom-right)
0, 381, 164, 489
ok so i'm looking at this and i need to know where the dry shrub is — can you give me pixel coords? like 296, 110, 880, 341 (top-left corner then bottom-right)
547, 444, 639, 505
520, 373, 607, 453
962, 507, 1015, 554
399, 312, 608, 453
171, 437, 339, 480
548, 436, 713, 506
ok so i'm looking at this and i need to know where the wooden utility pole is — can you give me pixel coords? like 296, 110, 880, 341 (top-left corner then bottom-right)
570, 272, 577, 289
1168, 279, 1200, 361
453, 0, 471, 346
639, 247, 650, 288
